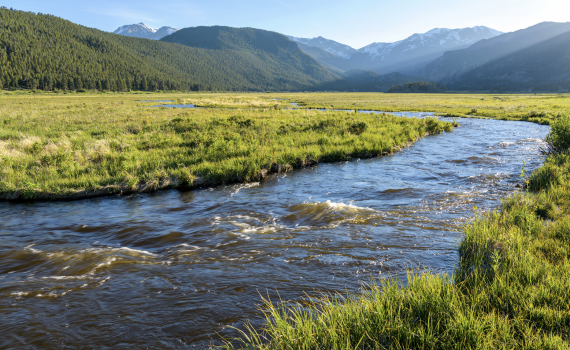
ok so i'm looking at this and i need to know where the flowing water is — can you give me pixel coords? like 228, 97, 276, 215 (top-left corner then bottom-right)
0, 115, 549, 348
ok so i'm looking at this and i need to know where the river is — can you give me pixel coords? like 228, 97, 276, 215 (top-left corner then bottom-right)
0, 114, 549, 348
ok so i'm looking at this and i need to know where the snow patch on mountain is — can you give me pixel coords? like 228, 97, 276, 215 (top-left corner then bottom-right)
113, 23, 180, 40
138, 22, 157, 33
359, 40, 402, 60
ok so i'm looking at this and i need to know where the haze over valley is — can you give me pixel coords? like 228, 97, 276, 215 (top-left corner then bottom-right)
104, 19, 570, 92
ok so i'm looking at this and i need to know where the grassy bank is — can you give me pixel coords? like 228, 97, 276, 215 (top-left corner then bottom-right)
267, 92, 570, 125
0, 94, 453, 200
225, 115, 570, 348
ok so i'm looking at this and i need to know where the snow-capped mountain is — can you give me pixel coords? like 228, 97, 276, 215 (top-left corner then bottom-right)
359, 26, 502, 61
289, 26, 503, 75
113, 23, 180, 40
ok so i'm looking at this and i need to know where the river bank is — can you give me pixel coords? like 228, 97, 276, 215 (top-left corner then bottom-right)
226, 115, 570, 349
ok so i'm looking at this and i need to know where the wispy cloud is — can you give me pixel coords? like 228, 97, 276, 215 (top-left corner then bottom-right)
85, 6, 158, 25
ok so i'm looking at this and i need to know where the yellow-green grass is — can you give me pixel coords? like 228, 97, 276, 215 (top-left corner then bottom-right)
0, 93, 453, 200
264, 92, 570, 125
224, 115, 570, 349
4, 90, 569, 122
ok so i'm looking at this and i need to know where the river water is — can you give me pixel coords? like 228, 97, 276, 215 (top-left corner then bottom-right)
0, 115, 549, 348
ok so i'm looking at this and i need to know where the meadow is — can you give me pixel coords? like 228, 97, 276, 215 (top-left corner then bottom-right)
225, 115, 570, 348
0, 92, 453, 200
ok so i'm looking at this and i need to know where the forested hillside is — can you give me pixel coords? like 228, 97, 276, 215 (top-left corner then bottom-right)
160, 26, 341, 90
0, 8, 340, 92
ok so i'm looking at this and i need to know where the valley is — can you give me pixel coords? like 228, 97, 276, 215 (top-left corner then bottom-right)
1, 4, 570, 349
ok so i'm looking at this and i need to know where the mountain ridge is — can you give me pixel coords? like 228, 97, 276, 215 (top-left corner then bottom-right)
287, 26, 503, 74
420, 21, 570, 90
112, 23, 503, 76
7, 8, 570, 93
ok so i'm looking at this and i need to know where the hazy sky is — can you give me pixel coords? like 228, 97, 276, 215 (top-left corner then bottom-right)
5, 0, 570, 48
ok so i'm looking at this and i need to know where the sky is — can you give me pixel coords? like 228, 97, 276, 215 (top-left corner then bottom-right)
4, 0, 570, 48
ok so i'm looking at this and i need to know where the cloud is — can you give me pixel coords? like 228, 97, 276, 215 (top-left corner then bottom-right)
85, 6, 158, 25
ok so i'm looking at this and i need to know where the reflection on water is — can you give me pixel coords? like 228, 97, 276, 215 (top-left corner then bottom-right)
0, 115, 549, 348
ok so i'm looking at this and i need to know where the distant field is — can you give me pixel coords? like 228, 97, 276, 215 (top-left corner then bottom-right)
267, 92, 570, 125
0, 92, 453, 200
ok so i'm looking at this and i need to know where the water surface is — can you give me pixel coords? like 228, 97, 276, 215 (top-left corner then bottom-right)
0, 115, 548, 348
151, 104, 197, 109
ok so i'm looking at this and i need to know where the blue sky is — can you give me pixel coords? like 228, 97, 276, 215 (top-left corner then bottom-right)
5, 0, 570, 48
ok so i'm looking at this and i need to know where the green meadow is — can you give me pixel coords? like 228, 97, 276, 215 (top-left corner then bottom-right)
0, 92, 453, 200
2, 90, 568, 200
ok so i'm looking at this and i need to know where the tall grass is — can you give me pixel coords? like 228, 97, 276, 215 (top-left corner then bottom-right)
0, 94, 453, 199
223, 114, 570, 349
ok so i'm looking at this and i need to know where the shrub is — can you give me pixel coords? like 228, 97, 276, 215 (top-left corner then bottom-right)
544, 114, 570, 153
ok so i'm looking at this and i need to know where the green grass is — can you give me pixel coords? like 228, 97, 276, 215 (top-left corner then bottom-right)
223, 115, 570, 349
0, 93, 453, 200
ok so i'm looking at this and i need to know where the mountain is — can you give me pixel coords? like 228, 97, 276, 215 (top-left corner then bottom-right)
113, 23, 180, 40
0, 9, 340, 92
289, 26, 502, 75
287, 35, 357, 59
159, 26, 420, 92
160, 26, 341, 89
294, 43, 346, 73
420, 22, 570, 91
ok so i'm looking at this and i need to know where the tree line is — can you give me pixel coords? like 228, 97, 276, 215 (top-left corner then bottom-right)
387, 81, 446, 93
